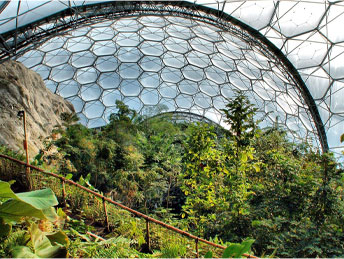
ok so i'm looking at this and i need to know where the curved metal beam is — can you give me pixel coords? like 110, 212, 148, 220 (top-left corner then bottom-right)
0, 0, 329, 152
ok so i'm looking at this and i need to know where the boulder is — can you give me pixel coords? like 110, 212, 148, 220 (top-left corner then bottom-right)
0, 60, 74, 159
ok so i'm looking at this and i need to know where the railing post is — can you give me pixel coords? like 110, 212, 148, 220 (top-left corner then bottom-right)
145, 219, 151, 252
18, 110, 31, 190
102, 197, 110, 232
61, 179, 66, 208
195, 238, 199, 258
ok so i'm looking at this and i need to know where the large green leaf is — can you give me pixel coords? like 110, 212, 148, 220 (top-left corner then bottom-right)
42, 207, 59, 222
238, 239, 255, 256
46, 230, 70, 247
0, 181, 58, 222
0, 181, 18, 199
222, 239, 255, 258
16, 189, 58, 209
0, 180, 58, 209
12, 246, 37, 258
30, 223, 67, 258
12, 223, 68, 258
222, 243, 243, 258
0, 199, 47, 222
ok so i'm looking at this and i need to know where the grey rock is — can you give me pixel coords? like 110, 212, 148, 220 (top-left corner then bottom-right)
0, 60, 74, 158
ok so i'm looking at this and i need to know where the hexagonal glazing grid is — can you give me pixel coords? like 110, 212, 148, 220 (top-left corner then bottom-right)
15, 15, 321, 149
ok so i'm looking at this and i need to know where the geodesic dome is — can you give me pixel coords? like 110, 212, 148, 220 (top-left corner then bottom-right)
0, 1, 343, 154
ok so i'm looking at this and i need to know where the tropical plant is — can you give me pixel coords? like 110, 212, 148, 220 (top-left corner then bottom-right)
0, 180, 68, 258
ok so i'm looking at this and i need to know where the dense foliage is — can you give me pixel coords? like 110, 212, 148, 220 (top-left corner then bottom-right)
2, 94, 344, 257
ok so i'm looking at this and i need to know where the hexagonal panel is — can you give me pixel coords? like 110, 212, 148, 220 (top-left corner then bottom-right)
161, 67, 183, 83
57, 79, 79, 98
176, 94, 193, 109
40, 37, 65, 52
118, 63, 142, 79
164, 37, 190, 54
65, 36, 92, 52
115, 18, 142, 32
98, 72, 121, 89
186, 51, 210, 68
205, 66, 227, 84
95, 56, 120, 72
141, 89, 160, 105
45, 49, 70, 67
88, 26, 114, 41
159, 82, 178, 98
140, 26, 164, 41
31, 64, 51, 80
182, 65, 204, 82
120, 79, 142, 96
84, 100, 105, 119
166, 24, 194, 39
71, 51, 95, 68
211, 53, 236, 72
92, 41, 117, 56
116, 32, 141, 47
139, 56, 163, 72
76, 67, 98, 84
189, 37, 214, 54
123, 97, 143, 111
140, 41, 164, 56
162, 52, 185, 68
194, 92, 212, 108
102, 89, 122, 106
139, 72, 160, 88
138, 16, 166, 27
199, 80, 220, 97
50, 64, 75, 82
117, 47, 142, 62
179, 80, 198, 95
17, 50, 44, 68
80, 83, 102, 101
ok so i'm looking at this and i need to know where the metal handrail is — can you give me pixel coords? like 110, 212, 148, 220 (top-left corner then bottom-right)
0, 153, 258, 258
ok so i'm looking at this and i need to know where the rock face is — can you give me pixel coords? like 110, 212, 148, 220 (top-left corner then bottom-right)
0, 60, 74, 158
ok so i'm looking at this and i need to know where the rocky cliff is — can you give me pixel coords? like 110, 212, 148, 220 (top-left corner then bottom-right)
0, 60, 74, 158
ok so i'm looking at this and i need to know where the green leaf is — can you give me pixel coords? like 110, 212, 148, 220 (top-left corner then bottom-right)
16, 189, 58, 210
65, 174, 73, 180
204, 251, 213, 258
42, 207, 59, 222
46, 230, 70, 247
0, 217, 11, 238
241, 153, 248, 163
0, 199, 47, 221
222, 239, 255, 258
12, 246, 37, 258
239, 239, 255, 256
0, 181, 18, 199
222, 243, 243, 258
341, 134, 344, 143
253, 164, 260, 173
0, 188, 59, 222
31, 223, 67, 258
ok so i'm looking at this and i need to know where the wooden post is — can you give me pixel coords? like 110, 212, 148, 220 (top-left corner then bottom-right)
195, 238, 199, 258
102, 198, 110, 232
61, 180, 66, 208
145, 219, 151, 252
21, 111, 31, 190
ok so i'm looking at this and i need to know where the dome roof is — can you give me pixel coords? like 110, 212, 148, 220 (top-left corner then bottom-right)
0, 1, 343, 154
